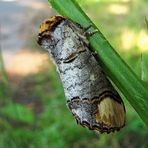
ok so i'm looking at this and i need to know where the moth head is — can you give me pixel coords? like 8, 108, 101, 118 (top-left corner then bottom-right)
37, 16, 65, 50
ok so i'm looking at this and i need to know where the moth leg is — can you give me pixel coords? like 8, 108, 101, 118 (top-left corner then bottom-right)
82, 25, 93, 37
83, 24, 98, 37
83, 25, 92, 32
87, 30, 98, 37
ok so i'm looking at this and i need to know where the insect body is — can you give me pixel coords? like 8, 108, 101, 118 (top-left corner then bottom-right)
38, 16, 125, 133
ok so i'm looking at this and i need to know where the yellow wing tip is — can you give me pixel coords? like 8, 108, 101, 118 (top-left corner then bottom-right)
96, 97, 125, 130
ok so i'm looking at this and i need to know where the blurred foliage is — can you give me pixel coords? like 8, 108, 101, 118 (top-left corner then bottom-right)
0, 49, 8, 100
0, 0, 148, 147
145, 18, 148, 30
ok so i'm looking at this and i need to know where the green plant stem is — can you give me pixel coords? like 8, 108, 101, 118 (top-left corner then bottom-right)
48, 0, 148, 126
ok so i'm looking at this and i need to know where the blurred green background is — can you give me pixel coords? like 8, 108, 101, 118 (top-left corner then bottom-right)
0, 0, 148, 147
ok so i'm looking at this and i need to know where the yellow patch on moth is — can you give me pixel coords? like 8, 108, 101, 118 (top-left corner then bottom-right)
39, 16, 65, 34
39, 20, 50, 33
96, 97, 125, 128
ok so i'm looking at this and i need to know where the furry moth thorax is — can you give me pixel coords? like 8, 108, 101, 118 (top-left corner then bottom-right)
38, 15, 125, 133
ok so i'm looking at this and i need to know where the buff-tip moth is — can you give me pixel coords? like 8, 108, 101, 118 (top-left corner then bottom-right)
37, 16, 125, 133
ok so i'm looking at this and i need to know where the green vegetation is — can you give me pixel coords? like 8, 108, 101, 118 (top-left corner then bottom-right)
146, 18, 148, 30
0, 0, 148, 147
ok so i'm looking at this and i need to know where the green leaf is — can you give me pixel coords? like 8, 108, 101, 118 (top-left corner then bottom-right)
141, 54, 148, 82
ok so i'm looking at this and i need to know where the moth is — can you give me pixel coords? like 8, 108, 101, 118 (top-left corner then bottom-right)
37, 16, 125, 133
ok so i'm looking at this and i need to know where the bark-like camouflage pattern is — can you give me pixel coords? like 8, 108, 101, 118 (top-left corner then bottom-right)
38, 16, 125, 133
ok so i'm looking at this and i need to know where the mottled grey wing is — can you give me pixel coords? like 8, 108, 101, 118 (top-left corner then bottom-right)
38, 15, 125, 133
